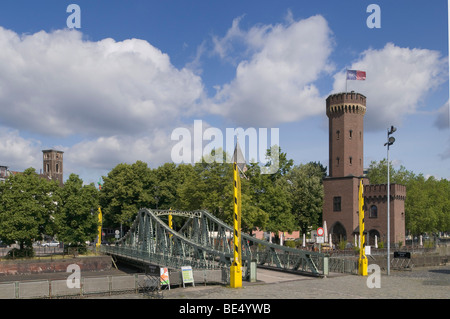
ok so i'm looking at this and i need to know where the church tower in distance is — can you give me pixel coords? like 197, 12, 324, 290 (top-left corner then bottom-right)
42, 149, 64, 186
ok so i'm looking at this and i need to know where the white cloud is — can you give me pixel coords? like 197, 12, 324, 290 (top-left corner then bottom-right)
209, 15, 335, 127
332, 43, 448, 131
0, 27, 205, 137
65, 130, 173, 171
0, 128, 41, 170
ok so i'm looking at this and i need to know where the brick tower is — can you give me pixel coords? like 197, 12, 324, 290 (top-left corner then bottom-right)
322, 92, 406, 247
42, 149, 64, 186
323, 92, 366, 244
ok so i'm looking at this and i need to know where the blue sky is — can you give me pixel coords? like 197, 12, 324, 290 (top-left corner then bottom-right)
0, 0, 448, 185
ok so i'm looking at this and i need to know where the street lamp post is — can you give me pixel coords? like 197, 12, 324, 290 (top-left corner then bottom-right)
384, 125, 396, 276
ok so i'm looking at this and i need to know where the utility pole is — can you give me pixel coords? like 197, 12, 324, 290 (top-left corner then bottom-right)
384, 125, 396, 276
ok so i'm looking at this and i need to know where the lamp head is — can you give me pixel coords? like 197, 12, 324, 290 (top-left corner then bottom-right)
384, 136, 396, 147
388, 126, 397, 135
388, 136, 395, 144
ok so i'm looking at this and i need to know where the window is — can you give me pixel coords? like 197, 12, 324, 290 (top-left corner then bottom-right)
336, 157, 340, 166
46, 163, 50, 173
349, 157, 353, 165
333, 197, 342, 212
336, 130, 340, 139
349, 130, 353, 139
369, 205, 378, 218
56, 163, 59, 173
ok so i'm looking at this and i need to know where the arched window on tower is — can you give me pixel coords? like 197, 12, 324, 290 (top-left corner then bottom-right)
369, 205, 378, 218
56, 163, 59, 173
336, 130, 340, 139
46, 163, 49, 173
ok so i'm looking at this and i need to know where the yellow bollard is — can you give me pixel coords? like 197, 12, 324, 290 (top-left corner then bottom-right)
230, 162, 242, 288
358, 179, 368, 276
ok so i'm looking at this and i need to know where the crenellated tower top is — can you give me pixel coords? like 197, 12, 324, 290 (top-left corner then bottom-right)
326, 91, 366, 118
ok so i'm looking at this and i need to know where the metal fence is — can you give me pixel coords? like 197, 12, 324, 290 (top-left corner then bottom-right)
328, 253, 448, 275
0, 246, 96, 260
0, 268, 229, 299
328, 257, 358, 274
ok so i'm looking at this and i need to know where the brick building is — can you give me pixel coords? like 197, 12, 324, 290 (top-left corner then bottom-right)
322, 92, 406, 247
41, 149, 64, 186
1, 149, 64, 186
0, 166, 11, 182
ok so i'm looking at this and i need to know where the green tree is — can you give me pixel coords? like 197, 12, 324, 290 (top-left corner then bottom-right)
176, 150, 269, 232
366, 159, 414, 185
153, 163, 178, 209
99, 161, 157, 228
286, 162, 325, 233
247, 149, 296, 234
367, 159, 450, 235
54, 174, 99, 246
0, 168, 58, 250
177, 151, 234, 224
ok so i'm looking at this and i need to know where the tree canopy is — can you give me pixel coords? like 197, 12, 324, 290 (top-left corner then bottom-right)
54, 174, 99, 246
0, 168, 59, 249
367, 159, 450, 235
2, 151, 448, 253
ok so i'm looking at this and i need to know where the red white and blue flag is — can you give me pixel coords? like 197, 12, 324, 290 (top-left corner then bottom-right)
346, 70, 366, 80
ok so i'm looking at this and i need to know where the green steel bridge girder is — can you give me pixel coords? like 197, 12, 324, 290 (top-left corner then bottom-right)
108, 208, 328, 277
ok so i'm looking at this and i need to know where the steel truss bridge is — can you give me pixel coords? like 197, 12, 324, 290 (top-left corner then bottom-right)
101, 208, 329, 278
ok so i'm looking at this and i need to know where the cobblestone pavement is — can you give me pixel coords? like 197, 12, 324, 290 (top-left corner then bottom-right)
87, 265, 449, 299
162, 265, 450, 299
2, 264, 448, 299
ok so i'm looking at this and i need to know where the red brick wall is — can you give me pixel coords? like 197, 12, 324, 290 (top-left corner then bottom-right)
364, 184, 406, 245
0, 256, 111, 276
323, 176, 360, 241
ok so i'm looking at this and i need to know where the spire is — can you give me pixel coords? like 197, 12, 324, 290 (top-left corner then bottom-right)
233, 139, 247, 175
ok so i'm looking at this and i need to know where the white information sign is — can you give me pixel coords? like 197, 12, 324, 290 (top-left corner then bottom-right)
181, 266, 195, 288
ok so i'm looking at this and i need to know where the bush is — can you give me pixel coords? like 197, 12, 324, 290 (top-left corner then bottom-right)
338, 240, 347, 250
284, 240, 296, 248
5, 247, 35, 259
64, 244, 88, 256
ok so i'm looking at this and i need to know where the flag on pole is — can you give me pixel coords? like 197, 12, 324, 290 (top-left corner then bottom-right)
346, 70, 366, 80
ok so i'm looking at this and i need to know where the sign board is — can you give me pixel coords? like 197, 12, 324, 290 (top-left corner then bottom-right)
181, 266, 195, 288
365, 245, 371, 256
316, 236, 324, 243
160, 267, 170, 289
317, 227, 324, 236
145, 265, 160, 276
394, 251, 411, 259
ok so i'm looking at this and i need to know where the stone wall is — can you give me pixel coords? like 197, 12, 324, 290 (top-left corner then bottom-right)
0, 256, 111, 276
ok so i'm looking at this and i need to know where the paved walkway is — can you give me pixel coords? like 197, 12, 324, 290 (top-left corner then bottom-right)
84, 265, 449, 299
1, 264, 448, 299
160, 266, 449, 299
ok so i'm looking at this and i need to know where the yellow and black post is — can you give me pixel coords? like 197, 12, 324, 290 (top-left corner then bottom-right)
358, 179, 368, 276
96, 207, 102, 248
168, 208, 173, 238
230, 162, 242, 288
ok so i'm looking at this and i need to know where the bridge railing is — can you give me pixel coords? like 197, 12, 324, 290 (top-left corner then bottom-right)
111, 208, 329, 277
